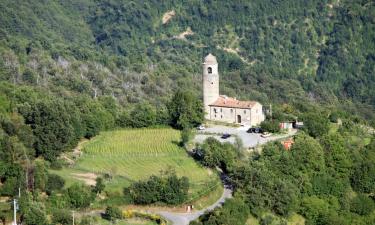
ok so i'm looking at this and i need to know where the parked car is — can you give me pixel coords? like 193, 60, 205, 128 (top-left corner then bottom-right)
247, 128, 255, 133
261, 132, 272, 138
247, 127, 263, 133
197, 125, 206, 130
221, 133, 231, 139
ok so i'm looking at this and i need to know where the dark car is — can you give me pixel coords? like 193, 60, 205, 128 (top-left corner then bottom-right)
247, 128, 256, 133
255, 128, 263, 133
221, 133, 231, 139
247, 127, 263, 133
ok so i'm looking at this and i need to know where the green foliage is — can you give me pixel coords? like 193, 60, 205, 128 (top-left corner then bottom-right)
0, 0, 373, 223
124, 170, 189, 205
350, 194, 375, 216
260, 120, 281, 133
33, 159, 48, 191
198, 137, 236, 172
47, 192, 70, 209
302, 113, 330, 138
259, 214, 288, 225
168, 90, 204, 130
103, 206, 123, 221
129, 103, 157, 128
290, 134, 326, 175
93, 177, 105, 194
351, 140, 375, 193
46, 174, 65, 194
22, 202, 48, 225
195, 198, 249, 225
310, 174, 348, 197
64, 183, 94, 209
299, 196, 332, 225
52, 209, 73, 225
18, 99, 82, 161
180, 128, 193, 147
230, 163, 298, 217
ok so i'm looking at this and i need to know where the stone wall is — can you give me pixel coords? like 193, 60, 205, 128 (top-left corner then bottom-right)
209, 102, 265, 126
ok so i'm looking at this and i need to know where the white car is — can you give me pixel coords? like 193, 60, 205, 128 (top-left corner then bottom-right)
261, 132, 272, 138
197, 125, 206, 130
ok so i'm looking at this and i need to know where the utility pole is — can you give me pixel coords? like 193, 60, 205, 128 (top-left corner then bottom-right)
72, 210, 75, 225
13, 199, 17, 225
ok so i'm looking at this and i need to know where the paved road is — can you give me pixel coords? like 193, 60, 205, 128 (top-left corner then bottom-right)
194, 125, 297, 148
77, 182, 232, 225
157, 186, 233, 225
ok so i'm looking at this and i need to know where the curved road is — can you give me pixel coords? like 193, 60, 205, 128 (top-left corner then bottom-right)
157, 186, 233, 225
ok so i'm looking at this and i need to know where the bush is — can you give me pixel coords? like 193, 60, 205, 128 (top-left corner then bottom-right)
46, 174, 65, 194
22, 203, 48, 225
93, 177, 105, 194
168, 90, 204, 130
350, 194, 375, 216
129, 103, 157, 128
199, 137, 236, 172
103, 206, 122, 221
329, 112, 339, 123
180, 128, 193, 147
302, 113, 330, 138
65, 183, 94, 209
260, 120, 280, 133
124, 171, 189, 205
52, 210, 72, 225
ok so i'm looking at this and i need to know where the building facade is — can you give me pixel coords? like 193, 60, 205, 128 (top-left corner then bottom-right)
202, 54, 265, 126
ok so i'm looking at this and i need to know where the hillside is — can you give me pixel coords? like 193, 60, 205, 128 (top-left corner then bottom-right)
0, 1, 375, 224
0, 0, 374, 121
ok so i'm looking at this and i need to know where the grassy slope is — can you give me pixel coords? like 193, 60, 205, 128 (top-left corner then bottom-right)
52, 128, 220, 199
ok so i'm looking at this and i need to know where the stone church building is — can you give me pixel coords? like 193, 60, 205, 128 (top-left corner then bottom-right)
203, 54, 265, 126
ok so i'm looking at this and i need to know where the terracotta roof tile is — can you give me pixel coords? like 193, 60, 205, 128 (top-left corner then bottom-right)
209, 96, 257, 109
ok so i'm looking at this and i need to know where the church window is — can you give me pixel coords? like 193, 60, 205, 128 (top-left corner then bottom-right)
221, 115, 223, 118
208, 67, 212, 74
214, 108, 217, 113
220, 108, 222, 112
231, 109, 233, 113
244, 110, 246, 114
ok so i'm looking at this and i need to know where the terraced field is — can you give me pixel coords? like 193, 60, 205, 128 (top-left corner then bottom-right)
54, 128, 219, 198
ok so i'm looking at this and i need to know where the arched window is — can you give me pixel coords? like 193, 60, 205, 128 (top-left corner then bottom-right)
208, 67, 212, 74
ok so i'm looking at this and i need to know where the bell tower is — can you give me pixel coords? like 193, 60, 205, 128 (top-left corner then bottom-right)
203, 53, 219, 119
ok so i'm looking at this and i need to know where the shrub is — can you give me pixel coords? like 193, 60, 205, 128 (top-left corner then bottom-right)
46, 174, 65, 194
302, 113, 329, 138
52, 210, 72, 225
350, 194, 375, 216
180, 128, 193, 147
124, 171, 189, 205
260, 120, 280, 133
103, 206, 122, 221
65, 183, 94, 209
93, 177, 105, 194
22, 203, 48, 225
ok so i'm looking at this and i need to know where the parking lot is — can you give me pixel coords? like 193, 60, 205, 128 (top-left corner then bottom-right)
194, 125, 297, 148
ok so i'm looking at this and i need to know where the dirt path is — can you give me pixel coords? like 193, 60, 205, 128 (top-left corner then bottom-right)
162, 10, 175, 24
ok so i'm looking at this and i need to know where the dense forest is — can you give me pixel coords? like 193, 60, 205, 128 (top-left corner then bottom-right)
0, 0, 374, 224
0, 0, 374, 117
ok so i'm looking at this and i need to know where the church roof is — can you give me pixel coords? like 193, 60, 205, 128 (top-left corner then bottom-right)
204, 53, 217, 64
209, 96, 257, 109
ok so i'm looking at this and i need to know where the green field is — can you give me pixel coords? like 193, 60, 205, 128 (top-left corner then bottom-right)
52, 128, 219, 201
